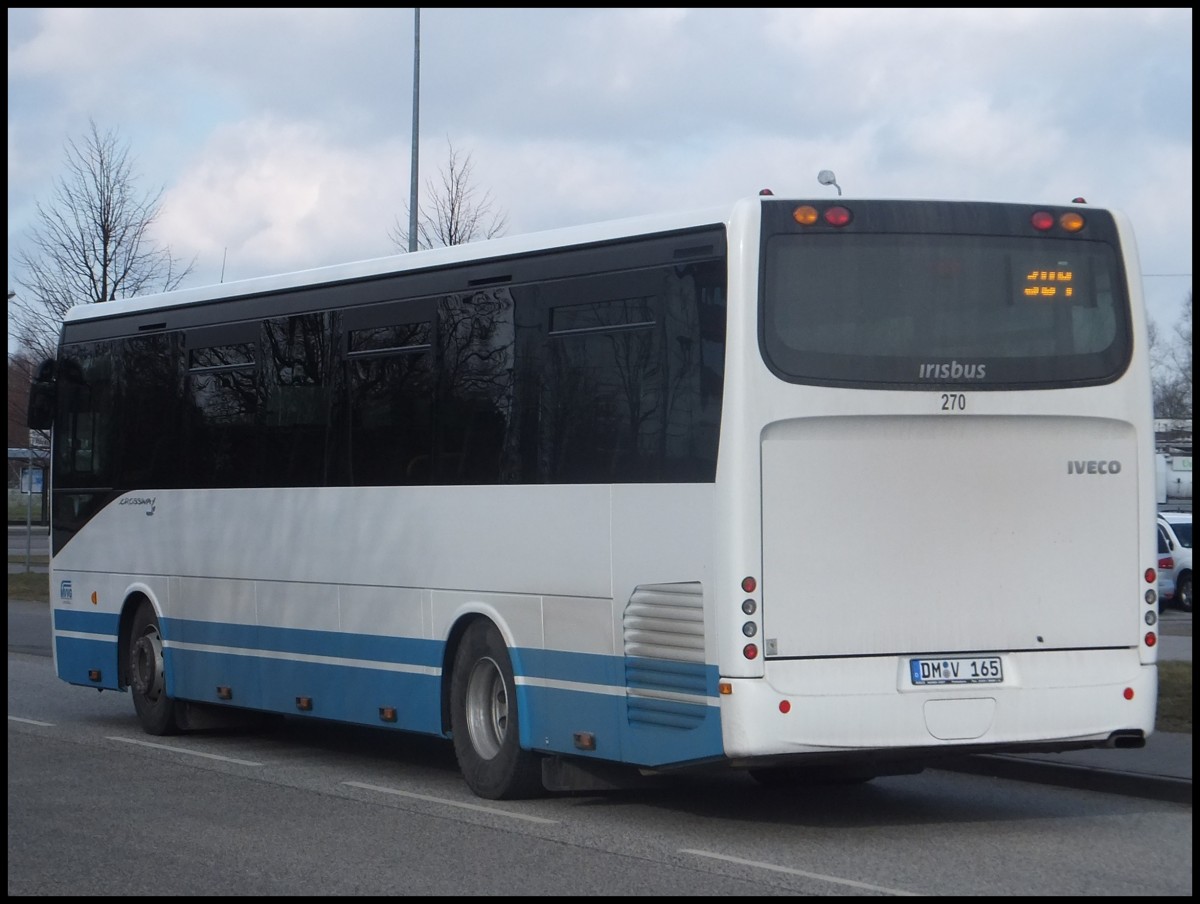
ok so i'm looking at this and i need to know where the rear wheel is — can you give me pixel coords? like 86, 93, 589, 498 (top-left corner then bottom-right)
1177, 572, 1193, 612
450, 621, 543, 800
128, 602, 179, 735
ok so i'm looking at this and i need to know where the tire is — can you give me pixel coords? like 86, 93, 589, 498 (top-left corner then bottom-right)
449, 621, 544, 800
128, 602, 179, 735
1177, 572, 1193, 613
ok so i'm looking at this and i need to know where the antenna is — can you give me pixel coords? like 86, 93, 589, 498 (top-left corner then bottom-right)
817, 170, 842, 196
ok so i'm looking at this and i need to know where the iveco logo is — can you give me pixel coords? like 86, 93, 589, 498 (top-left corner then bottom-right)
918, 360, 987, 379
1068, 460, 1122, 475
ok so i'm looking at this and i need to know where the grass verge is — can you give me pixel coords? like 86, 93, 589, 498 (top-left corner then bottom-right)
1156, 660, 1192, 734
5, 568, 1191, 734
8, 569, 49, 603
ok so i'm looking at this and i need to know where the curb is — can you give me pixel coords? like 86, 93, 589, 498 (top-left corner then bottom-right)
935, 755, 1192, 806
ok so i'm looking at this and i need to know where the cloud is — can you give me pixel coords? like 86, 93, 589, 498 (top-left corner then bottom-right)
7, 7, 1192, 336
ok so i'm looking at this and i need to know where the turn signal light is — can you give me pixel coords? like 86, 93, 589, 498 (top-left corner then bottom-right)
1059, 212, 1085, 232
792, 205, 818, 225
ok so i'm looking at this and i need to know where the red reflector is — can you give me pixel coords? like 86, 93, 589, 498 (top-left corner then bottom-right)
1145, 632, 1157, 647
1030, 211, 1055, 231
779, 700, 791, 714
823, 205, 852, 227
1145, 568, 1157, 583
741, 576, 757, 593
743, 643, 758, 660
1123, 687, 1135, 700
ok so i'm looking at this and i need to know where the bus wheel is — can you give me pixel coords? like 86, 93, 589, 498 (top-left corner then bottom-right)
1177, 572, 1192, 612
128, 602, 179, 735
449, 621, 544, 800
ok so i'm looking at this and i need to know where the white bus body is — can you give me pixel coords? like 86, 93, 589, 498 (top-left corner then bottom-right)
32, 196, 1159, 798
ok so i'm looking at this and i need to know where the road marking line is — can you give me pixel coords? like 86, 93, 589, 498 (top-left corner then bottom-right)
343, 781, 559, 824
681, 849, 918, 896
9, 716, 54, 727
107, 735, 265, 766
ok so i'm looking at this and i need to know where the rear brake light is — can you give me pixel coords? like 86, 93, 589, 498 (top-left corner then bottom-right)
1031, 211, 1055, 231
823, 205, 852, 227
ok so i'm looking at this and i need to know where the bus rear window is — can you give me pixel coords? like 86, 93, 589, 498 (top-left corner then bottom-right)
761, 232, 1131, 388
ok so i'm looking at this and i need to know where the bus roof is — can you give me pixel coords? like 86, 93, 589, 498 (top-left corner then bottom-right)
62, 199, 740, 325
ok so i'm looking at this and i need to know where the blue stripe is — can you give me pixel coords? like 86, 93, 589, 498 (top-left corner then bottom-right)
53, 608, 119, 635
164, 617, 443, 668
52, 612, 726, 767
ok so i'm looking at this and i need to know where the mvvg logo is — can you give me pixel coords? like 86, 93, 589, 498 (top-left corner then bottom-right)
59, 579, 73, 601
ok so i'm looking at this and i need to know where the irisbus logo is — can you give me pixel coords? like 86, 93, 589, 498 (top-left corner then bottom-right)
918, 360, 987, 380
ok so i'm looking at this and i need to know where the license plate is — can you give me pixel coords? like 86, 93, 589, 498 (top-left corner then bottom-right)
909, 656, 1003, 686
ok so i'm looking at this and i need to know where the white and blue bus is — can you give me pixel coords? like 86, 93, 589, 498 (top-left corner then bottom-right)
28, 194, 1161, 799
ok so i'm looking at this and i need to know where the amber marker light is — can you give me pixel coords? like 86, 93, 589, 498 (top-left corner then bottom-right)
792, 205, 819, 225
1059, 212, 1085, 233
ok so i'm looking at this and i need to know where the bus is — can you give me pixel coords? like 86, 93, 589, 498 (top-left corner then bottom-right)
27, 194, 1161, 800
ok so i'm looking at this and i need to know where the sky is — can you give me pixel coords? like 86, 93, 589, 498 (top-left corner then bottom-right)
6, 8, 1193, 354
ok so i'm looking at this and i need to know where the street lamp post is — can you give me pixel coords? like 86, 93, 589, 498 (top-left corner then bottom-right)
408, 9, 421, 252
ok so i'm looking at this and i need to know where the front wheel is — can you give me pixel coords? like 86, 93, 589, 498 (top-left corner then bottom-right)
449, 621, 544, 800
127, 602, 179, 735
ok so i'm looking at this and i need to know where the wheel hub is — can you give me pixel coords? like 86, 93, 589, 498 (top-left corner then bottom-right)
131, 631, 165, 700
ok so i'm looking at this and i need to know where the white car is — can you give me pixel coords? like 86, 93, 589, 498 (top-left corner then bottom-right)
1157, 528, 1177, 612
1157, 512, 1192, 612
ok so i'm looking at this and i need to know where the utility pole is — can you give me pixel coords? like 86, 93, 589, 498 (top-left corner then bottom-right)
408, 8, 421, 252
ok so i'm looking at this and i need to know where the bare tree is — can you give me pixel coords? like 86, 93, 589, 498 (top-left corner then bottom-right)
9, 120, 195, 362
1151, 291, 1193, 419
390, 139, 508, 252
7, 351, 37, 448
